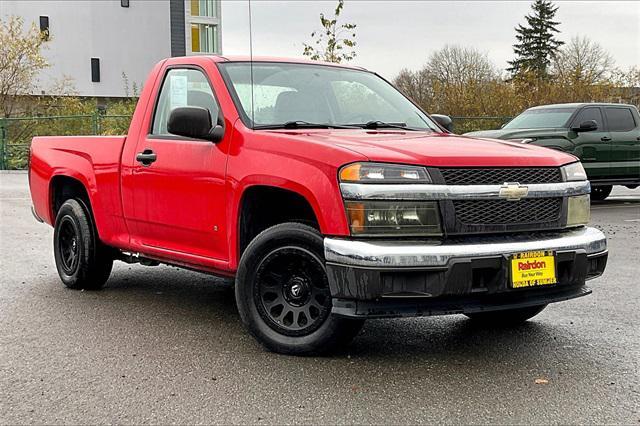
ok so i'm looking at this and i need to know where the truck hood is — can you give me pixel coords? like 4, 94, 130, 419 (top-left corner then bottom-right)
267, 129, 577, 167
464, 127, 568, 140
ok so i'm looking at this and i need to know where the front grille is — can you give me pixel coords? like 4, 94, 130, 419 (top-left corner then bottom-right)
453, 198, 562, 225
440, 167, 562, 185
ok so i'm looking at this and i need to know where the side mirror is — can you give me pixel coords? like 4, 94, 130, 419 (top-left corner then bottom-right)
167, 106, 224, 142
571, 120, 598, 133
431, 114, 454, 132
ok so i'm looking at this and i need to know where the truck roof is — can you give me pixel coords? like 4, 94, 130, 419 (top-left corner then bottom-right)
528, 102, 636, 110
197, 55, 368, 71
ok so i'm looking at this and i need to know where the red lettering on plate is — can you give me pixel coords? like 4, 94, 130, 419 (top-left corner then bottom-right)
518, 260, 546, 271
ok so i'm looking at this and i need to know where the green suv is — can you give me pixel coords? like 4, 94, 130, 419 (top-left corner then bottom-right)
465, 103, 640, 200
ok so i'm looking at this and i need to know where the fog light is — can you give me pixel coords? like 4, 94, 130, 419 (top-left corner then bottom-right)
345, 201, 442, 236
567, 195, 590, 226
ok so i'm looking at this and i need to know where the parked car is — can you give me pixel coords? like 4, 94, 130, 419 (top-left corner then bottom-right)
465, 103, 640, 200
29, 56, 607, 355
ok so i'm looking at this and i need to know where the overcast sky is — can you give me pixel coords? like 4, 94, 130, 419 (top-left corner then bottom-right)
221, 0, 640, 80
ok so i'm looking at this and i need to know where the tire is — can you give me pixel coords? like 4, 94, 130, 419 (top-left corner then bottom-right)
464, 304, 547, 325
235, 223, 364, 355
53, 199, 113, 290
591, 185, 612, 201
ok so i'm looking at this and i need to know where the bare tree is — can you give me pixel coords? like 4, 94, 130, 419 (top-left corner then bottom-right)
393, 68, 432, 108
396, 45, 502, 117
552, 35, 615, 84
425, 45, 497, 86
0, 16, 49, 117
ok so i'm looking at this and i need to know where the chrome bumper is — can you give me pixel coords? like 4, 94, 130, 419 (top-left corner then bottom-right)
324, 227, 607, 268
339, 180, 590, 200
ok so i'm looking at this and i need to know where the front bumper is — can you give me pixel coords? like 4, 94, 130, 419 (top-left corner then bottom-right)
324, 227, 607, 318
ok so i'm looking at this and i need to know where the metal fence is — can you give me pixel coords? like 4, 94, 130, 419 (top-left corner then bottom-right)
0, 114, 513, 170
0, 113, 131, 170
450, 116, 513, 134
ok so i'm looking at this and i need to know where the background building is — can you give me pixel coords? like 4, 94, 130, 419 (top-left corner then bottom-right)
1, 0, 222, 98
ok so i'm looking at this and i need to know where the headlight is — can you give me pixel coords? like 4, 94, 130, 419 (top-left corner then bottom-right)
561, 162, 587, 181
345, 201, 442, 236
567, 195, 590, 226
340, 162, 431, 183
506, 138, 534, 144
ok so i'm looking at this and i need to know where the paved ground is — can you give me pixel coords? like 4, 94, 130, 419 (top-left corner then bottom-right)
1, 172, 639, 424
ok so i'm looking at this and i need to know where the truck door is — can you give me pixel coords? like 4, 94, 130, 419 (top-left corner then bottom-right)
603, 106, 640, 179
569, 106, 610, 181
126, 67, 228, 262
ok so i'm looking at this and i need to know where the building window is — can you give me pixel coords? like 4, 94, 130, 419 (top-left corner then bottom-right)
191, 0, 217, 17
186, 0, 221, 55
91, 58, 101, 83
121, 0, 130, 7
191, 23, 218, 53
39, 16, 49, 41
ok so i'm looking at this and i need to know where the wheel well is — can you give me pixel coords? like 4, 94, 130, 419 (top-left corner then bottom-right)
238, 186, 319, 257
50, 176, 91, 219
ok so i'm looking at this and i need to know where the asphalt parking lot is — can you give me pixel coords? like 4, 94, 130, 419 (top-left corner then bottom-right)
1, 171, 639, 424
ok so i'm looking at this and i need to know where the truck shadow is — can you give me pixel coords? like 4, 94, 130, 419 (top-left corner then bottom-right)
101, 263, 588, 366
348, 316, 562, 359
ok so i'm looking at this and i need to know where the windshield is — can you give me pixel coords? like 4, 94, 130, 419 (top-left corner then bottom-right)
218, 62, 438, 131
503, 107, 575, 129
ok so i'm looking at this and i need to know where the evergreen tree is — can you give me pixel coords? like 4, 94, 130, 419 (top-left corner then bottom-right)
507, 0, 564, 79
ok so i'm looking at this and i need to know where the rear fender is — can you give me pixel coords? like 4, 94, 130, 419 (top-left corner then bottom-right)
34, 145, 127, 248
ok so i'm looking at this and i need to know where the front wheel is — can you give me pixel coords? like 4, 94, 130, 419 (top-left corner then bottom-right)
591, 185, 612, 201
464, 304, 547, 325
53, 199, 113, 290
235, 223, 364, 355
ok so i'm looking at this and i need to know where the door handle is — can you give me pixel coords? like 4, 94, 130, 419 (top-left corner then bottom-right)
600, 136, 611, 142
136, 149, 157, 166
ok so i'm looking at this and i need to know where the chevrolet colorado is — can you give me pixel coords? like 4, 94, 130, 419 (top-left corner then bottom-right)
29, 56, 608, 355
465, 103, 640, 200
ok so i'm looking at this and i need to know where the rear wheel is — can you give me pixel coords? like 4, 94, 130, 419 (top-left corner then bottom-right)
53, 199, 113, 290
464, 304, 547, 325
591, 185, 612, 201
235, 223, 364, 355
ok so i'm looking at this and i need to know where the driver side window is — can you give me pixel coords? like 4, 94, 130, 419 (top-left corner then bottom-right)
571, 107, 603, 130
151, 68, 219, 135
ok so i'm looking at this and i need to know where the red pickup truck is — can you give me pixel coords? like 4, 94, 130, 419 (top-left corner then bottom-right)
29, 56, 607, 354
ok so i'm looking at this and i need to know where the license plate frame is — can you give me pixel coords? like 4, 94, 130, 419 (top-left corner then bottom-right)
510, 250, 557, 289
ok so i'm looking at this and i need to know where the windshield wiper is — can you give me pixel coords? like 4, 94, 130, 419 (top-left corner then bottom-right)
357, 120, 420, 131
254, 121, 359, 130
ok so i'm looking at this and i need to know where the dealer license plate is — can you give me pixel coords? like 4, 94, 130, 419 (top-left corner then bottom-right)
510, 250, 557, 288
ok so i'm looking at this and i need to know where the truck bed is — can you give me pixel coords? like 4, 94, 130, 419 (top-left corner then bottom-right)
29, 136, 129, 247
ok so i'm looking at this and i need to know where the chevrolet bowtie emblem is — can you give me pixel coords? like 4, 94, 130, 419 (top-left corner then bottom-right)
499, 182, 529, 201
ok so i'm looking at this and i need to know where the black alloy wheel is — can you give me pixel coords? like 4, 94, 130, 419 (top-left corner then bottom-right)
235, 222, 365, 355
57, 216, 81, 275
254, 246, 332, 336
53, 198, 113, 290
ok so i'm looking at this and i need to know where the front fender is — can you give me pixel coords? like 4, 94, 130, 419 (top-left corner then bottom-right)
529, 136, 577, 155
